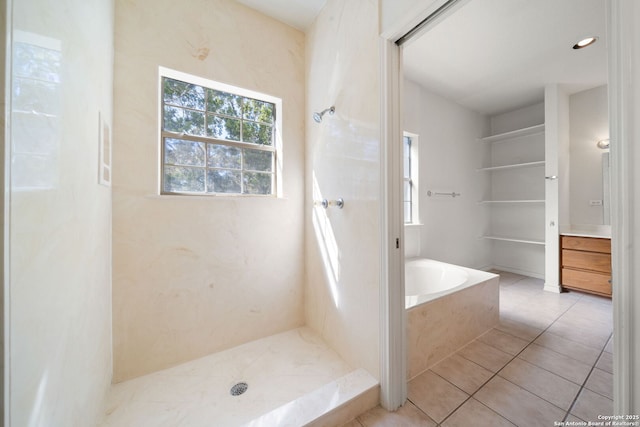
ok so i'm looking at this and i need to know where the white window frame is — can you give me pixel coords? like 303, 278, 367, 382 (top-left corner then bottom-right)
158, 67, 283, 197
11, 30, 62, 191
403, 132, 419, 224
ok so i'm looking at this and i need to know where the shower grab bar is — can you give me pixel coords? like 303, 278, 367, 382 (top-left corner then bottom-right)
427, 190, 460, 198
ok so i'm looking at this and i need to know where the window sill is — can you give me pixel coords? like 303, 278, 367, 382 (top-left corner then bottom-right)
146, 193, 287, 201
404, 223, 423, 228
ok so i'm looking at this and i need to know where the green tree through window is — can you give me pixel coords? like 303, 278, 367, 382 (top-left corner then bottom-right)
161, 75, 278, 195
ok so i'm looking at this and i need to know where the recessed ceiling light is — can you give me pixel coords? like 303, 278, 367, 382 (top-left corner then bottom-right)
573, 37, 598, 49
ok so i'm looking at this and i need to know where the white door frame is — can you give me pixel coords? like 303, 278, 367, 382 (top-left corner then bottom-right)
607, 0, 635, 414
379, 38, 406, 410
2, 0, 11, 424
379, 0, 636, 412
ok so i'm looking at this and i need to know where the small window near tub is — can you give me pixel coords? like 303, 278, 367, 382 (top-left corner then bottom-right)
159, 68, 281, 196
403, 132, 419, 224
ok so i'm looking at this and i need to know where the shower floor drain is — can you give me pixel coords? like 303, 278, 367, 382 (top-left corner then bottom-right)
230, 382, 248, 396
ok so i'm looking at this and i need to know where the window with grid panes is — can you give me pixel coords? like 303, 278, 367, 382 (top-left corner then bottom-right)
403, 135, 413, 223
403, 132, 420, 224
160, 73, 279, 195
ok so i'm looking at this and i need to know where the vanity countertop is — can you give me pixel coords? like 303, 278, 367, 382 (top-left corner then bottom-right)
560, 225, 611, 239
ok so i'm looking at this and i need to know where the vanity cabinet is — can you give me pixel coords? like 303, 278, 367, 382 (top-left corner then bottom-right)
560, 236, 611, 297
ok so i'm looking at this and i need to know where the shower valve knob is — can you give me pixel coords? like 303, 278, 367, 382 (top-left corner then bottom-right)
329, 198, 344, 209
314, 199, 328, 209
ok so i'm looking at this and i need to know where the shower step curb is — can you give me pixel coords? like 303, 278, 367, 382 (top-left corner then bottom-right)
240, 368, 379, 427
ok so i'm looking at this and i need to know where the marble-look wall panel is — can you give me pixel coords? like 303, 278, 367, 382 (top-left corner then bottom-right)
9, 0, 114, 425
407, 278, 499, 379
305, 0, 381, 379
113, 0, 306, 381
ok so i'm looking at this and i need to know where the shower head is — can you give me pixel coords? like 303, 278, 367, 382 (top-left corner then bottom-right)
313, 106, 335, 123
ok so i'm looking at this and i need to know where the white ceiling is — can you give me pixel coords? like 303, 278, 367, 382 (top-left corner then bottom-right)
403, 0, 608, 116
236, 0, 327, 31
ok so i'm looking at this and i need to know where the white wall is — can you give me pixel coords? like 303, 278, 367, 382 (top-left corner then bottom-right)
8, 0, 114, 425
112, 0, 306, 381
490, 103, 545, 134
545, 85, 570, 290
558, 88, 572, 230
569, 85, 609, 226
403, 79, 491, 269
305, 0, 380, 379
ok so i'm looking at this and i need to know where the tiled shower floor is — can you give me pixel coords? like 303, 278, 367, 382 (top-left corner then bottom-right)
99, 327, 377, 427
347, 271, 613, 427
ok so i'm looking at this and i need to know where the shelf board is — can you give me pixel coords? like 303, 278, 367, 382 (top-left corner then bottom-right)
479, 124, 545, 143
479, 199, 545, 204
482, 235, 545, 245
477, 161, 545, 172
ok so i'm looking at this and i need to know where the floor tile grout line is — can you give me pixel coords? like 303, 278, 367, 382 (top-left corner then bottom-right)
441, 280, 591, 426
563, 330, 615, 422
502, 291, 612, 424
426, 315, 544, 424
408, 367, 481, 425
536, 328, 612, 353
479, 289, 590, 425
410, 340, 508, 425
510, 292, 611, 423
408, 276, 612, 427
435, 392, 511, 427
351, 415, 365, 427
436, 318, 549, 426
515, 342, 599, 384
405, 396, 438, 425
353, 415, 366, 427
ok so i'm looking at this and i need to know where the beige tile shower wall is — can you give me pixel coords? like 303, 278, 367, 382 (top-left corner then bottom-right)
407, 278, 499, 379
113, 0, 305, 381
9, 0, 114, 425
305, 0, 381, 379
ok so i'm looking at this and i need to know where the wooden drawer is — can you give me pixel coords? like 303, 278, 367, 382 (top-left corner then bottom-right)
562, 268, 611, 296
562, 249, 611, 273
561, 236, 611, 254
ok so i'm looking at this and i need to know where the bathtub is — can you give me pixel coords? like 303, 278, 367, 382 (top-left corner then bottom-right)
406, 258, 500, 379
405, 258, 497, 308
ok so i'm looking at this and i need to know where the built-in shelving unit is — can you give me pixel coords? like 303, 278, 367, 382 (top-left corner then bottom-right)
481, 235, 545, 245
478, 123, 545, 143
476, 160, 545, 172
479, 200, 545, 204
478, 121, 546, 255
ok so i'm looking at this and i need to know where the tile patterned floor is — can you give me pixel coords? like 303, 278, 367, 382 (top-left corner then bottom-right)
347, 271, 613, 427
